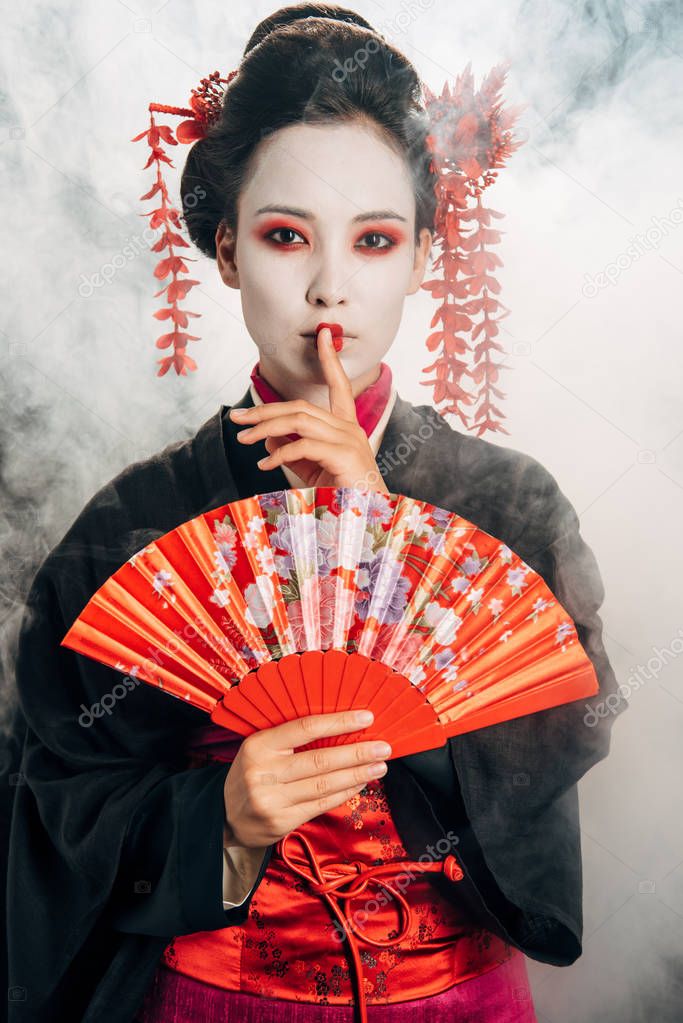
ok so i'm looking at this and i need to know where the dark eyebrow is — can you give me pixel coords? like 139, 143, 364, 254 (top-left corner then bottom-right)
254, 204, 408, 223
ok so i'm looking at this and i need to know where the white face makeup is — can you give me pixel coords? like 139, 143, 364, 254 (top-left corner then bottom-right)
215, 120, 432, 406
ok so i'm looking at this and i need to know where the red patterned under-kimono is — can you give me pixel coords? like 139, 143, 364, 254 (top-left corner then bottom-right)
136, 723, 538, 1023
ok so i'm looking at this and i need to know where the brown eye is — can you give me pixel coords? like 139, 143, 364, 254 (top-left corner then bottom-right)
267, 227, 306, 246
356, 232, 395, 250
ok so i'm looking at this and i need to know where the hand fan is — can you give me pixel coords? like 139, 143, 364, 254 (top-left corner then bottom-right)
61, 486, 599, 760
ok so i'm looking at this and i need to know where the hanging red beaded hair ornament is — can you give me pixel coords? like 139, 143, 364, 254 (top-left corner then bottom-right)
132, 64, 524, 437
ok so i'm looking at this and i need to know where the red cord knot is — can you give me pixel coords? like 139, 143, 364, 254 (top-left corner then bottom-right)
443, 853, 464, 882
276, 830, 465, 1023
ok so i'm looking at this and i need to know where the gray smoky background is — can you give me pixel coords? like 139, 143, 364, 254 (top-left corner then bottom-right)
1, 2, 682, 1020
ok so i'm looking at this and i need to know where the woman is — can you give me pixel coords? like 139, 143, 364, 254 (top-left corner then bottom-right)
6, 5, 627, 1022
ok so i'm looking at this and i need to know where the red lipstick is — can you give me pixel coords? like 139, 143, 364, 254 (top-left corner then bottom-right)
315, 322, 344, 353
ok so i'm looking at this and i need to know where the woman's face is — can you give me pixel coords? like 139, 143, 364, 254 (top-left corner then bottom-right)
215, 120, 432, 402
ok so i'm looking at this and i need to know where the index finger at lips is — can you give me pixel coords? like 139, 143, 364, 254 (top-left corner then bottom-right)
316, 328, 357, 424
315, 325, 344, 354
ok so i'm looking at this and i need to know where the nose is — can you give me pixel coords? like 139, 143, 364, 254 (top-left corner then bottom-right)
305, 249, 350, 308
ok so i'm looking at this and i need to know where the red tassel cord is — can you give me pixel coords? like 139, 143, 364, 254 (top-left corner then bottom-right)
421, 62, 526, 437
131, 72, 236, 377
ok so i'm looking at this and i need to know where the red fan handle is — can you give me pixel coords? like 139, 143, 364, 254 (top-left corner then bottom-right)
210, 649, 448, 760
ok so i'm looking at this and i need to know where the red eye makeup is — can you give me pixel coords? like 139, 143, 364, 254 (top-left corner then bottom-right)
255, 219, 404, 253
256, 219, 306, 247
355, 227, 405, 251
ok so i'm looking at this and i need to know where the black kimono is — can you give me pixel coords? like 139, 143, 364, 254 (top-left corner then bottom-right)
5, 387, 628, 1022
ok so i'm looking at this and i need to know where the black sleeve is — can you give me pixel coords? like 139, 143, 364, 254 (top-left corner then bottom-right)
104, 759, 274, 936
454, 455, 628, 815
512, 457, 629, 795
7, 556, 273, 1010
445, 456, 628, 963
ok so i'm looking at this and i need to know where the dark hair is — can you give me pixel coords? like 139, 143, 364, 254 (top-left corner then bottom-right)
180, 3, 437, 259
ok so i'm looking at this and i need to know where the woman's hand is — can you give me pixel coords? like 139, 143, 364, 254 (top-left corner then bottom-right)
228, 327, 389, 494
223, 710, 392, 848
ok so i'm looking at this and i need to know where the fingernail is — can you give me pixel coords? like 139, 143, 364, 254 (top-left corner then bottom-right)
372, 742, 392, 758
231, 408, 247, 416
356, 711, 373, 725
368, 762, 387, 777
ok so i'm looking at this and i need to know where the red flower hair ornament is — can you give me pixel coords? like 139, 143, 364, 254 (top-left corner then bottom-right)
132, 64, 525, 437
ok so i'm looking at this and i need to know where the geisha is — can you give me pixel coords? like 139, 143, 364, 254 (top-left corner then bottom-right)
6, 5, 627, 1023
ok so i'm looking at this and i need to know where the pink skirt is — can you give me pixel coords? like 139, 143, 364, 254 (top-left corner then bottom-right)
136, 949, 537, 1022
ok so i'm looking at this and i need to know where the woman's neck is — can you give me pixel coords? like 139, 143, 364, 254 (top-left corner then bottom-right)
255, 356, 382, 408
